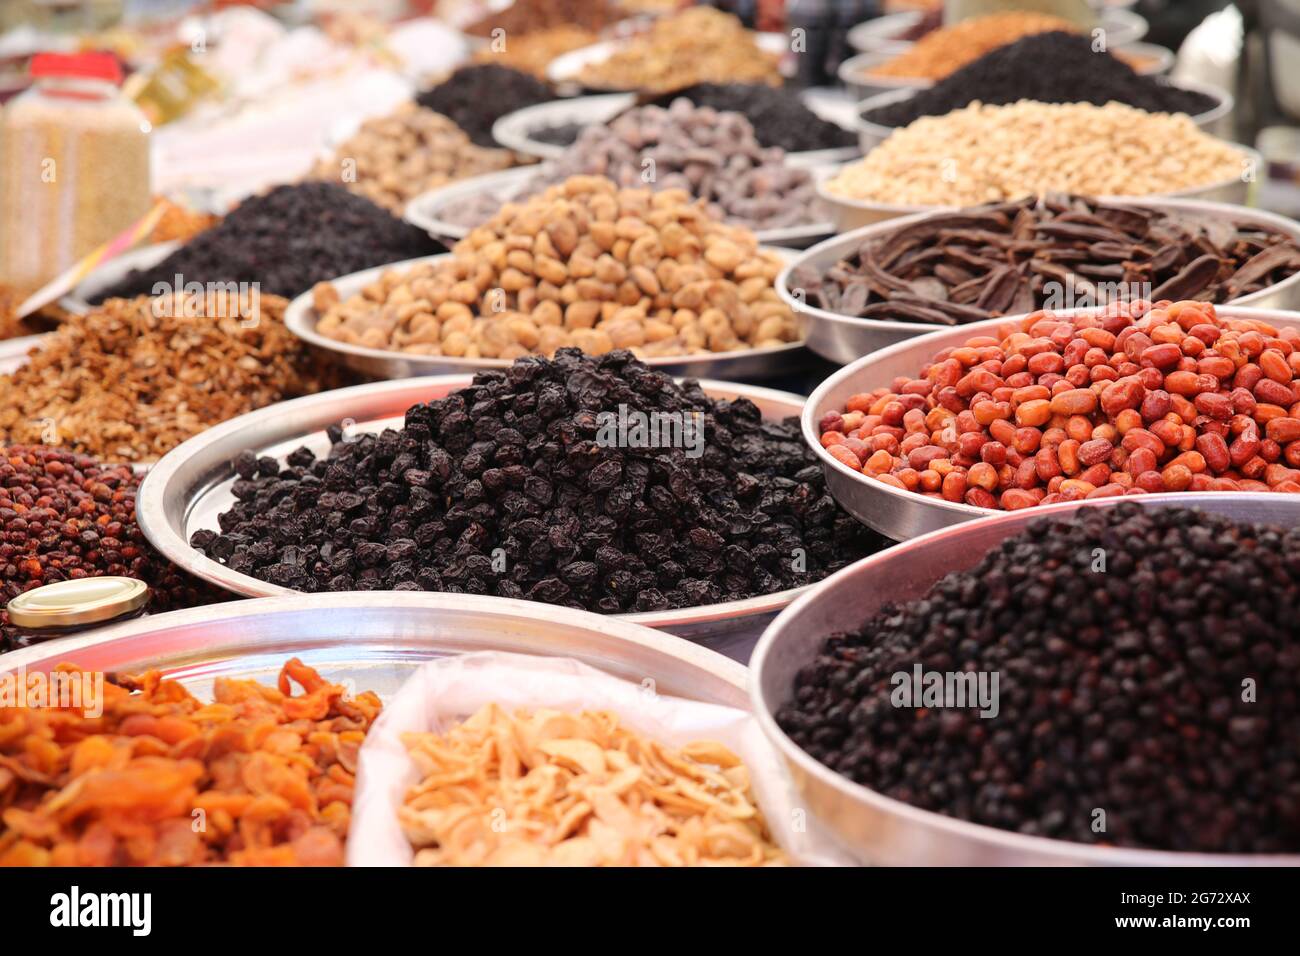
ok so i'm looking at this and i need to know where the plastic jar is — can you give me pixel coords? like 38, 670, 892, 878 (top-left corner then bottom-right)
0, 51, 151, 296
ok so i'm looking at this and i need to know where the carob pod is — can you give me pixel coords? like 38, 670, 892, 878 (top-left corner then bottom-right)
793, 195, 1300, 326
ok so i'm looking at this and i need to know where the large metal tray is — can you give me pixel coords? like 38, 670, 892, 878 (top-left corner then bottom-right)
778, 198, 1300, 364
403, 164, 838, 250
0, 592, 747, 710
491, 91, 860, 168
136, 375, 816, 661
855, 75, 1233, 155
283, 252, 810, 382
750, 493, 1300, 866
802, 304, 1300, 541
814, 143, 1263, 233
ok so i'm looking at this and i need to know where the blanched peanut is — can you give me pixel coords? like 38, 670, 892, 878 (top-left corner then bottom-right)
316, 178, 798, 360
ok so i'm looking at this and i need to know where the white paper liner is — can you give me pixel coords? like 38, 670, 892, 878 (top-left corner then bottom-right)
347, 652, 852, 866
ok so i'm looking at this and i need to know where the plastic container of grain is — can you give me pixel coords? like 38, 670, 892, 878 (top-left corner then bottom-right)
0, 52, 151, 297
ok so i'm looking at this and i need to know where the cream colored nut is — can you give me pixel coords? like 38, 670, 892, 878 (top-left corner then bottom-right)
537, 325, 570, 355
442, 331, 470, 356
535, 256, 568, 286
565, 301, 601, 330
533, 300, 563, 327
570, 328, 615, 354
507, 316, 541, 348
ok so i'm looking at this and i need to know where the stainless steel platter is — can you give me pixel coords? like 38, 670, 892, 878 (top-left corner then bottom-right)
67, 240, 180, 308
284, 252, 810, 382
750, 493, 1300, 866
802, 304, 1300, 541
491, 91, 860, 168
778, 198, 1300, 364
137, 376, 817, 661
854, 75, 1233, 154
846, 7, 1148, 56
814, 144, 1263, 232
1, 592, 747, 710
404, 165, 837, 249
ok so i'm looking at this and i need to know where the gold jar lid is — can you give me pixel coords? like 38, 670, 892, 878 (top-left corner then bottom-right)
5, 576, 149, 630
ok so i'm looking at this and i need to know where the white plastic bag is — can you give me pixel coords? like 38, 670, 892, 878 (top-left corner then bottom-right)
347, 652, 852, 866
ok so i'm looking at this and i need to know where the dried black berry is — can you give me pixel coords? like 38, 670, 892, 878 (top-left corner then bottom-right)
777, 503, 1300, 855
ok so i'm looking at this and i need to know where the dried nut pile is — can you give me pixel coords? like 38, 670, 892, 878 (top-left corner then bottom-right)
791, 196, 1300, 326
0, 293, 341, 462
471, 26, 600, 79
823, 102, 1249, 206
0, 446, 223, 652
147, 197, 220, 244
577, 8, 781, 94
537, 82, 858, 154
444, 100, 822, 233
778, 503, 1300, 854
0, 285, 39, 340
0, 659, 381, 865
314, 176, 800, 359
868, 11, 1080, 80
401, 704, 785, 866
819, 300, 1300, 509
191, 349, 882, 609
311, 102, 513, 214
465, 0, 622, 36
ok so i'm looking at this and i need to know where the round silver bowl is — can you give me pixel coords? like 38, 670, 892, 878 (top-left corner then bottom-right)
847, 7, 1148, 56
815, 143, 1262, 232
0, 591, 746, 709
492, 90, 860, 167
778, 198, 1300, 364
801, 304, 1300, 541
284, 252, 809, 382
855, 75, 1233, 154
750, 492, 1300, 866
136, 375, 818, 660
404, 165, 837, 249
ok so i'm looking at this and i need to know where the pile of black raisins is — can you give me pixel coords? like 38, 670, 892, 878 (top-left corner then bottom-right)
93, 182, 444, 301
777, 503, 1300, 854
192, 349, 884, 612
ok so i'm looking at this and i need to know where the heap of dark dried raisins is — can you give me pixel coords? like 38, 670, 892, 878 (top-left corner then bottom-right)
191, 349, 884, 612
1, 446, 227, 652
777, 503, 1300, 854
416, 65, 554, 148
92, 182, 443, 301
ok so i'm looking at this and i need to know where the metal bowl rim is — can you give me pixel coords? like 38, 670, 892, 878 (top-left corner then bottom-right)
137, 375, 820, 630
748, 492, 1300, 865
800, 303, 1300, 523
0, 590, 748, 692
404, 165, 837, 245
